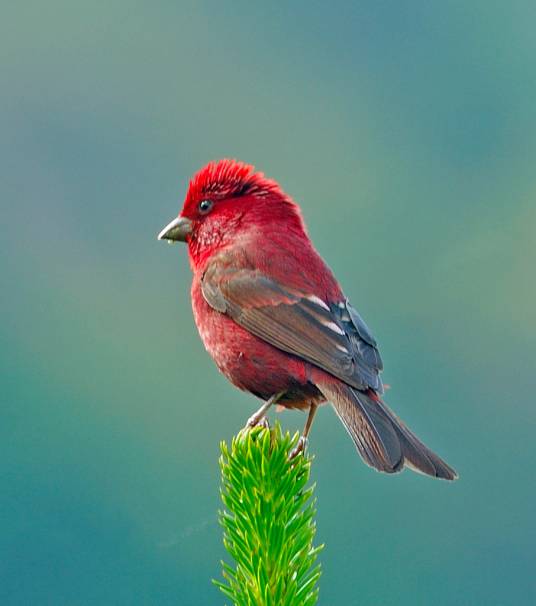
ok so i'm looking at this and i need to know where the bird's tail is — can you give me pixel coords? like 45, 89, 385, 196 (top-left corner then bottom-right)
317, 380, 457, 480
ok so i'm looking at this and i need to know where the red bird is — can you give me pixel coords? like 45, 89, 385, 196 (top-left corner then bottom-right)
158, 159, 457, 479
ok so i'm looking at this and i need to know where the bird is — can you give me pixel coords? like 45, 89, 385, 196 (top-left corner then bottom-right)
158, 159, 457, 480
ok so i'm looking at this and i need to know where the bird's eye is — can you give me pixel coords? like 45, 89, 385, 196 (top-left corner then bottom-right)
198, 199, 213, 214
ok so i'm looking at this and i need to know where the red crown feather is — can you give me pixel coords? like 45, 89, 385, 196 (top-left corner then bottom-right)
186, 159, 282, 203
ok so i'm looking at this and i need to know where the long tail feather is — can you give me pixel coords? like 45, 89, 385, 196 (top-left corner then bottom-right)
317, 380, 457, 480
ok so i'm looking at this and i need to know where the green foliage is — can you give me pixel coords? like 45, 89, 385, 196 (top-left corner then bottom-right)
214, 423, 323, 606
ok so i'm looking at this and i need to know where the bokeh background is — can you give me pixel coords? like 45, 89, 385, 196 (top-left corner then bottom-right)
2, 2, 535, 604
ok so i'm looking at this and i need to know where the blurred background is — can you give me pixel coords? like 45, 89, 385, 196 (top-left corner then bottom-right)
2, 2, 535, 604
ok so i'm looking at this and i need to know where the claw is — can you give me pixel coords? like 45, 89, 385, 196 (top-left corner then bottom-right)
288, 436, 308, 460
245, 413, 270, 430
258, 417, 270, 430
244, 393, 283, 431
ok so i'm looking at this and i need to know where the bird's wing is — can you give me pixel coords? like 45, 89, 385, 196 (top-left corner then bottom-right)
201, 259, 383, 393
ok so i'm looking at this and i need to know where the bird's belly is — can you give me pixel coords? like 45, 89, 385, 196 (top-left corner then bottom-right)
191, 285, 323, 409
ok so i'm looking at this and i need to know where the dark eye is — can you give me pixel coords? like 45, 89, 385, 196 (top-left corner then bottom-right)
198, 199, 213, 214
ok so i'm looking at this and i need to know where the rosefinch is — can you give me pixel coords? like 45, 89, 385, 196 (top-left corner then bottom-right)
159, 160, 457, 479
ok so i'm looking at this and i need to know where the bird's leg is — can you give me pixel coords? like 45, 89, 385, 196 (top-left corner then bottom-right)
245, 392, 285, 429
289, 403, 318, 460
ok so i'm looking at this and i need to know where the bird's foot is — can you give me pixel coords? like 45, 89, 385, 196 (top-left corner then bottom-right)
244, 393, 284, 432
288, 435, 308, 460
245, 414, 270, 430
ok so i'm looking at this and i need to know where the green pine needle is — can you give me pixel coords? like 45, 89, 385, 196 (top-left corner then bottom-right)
214, 423, 323, 606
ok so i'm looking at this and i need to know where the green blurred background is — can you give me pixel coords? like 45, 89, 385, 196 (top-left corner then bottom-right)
2, 2, 535, 604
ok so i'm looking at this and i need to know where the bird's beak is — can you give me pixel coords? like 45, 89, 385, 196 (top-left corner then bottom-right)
157, 216, 192, 243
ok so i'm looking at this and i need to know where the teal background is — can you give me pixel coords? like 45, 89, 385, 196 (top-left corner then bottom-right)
2, 2, 535, 604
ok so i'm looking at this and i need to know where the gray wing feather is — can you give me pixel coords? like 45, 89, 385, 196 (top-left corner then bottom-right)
201, 262, 383, 393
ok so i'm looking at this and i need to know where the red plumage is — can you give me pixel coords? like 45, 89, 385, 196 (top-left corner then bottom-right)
159, 159, 457, 479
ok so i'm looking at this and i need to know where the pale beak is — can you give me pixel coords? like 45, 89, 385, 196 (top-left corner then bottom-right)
157, 216, 192, 243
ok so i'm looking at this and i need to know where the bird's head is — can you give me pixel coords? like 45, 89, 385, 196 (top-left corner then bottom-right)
158, 159, 307, 268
